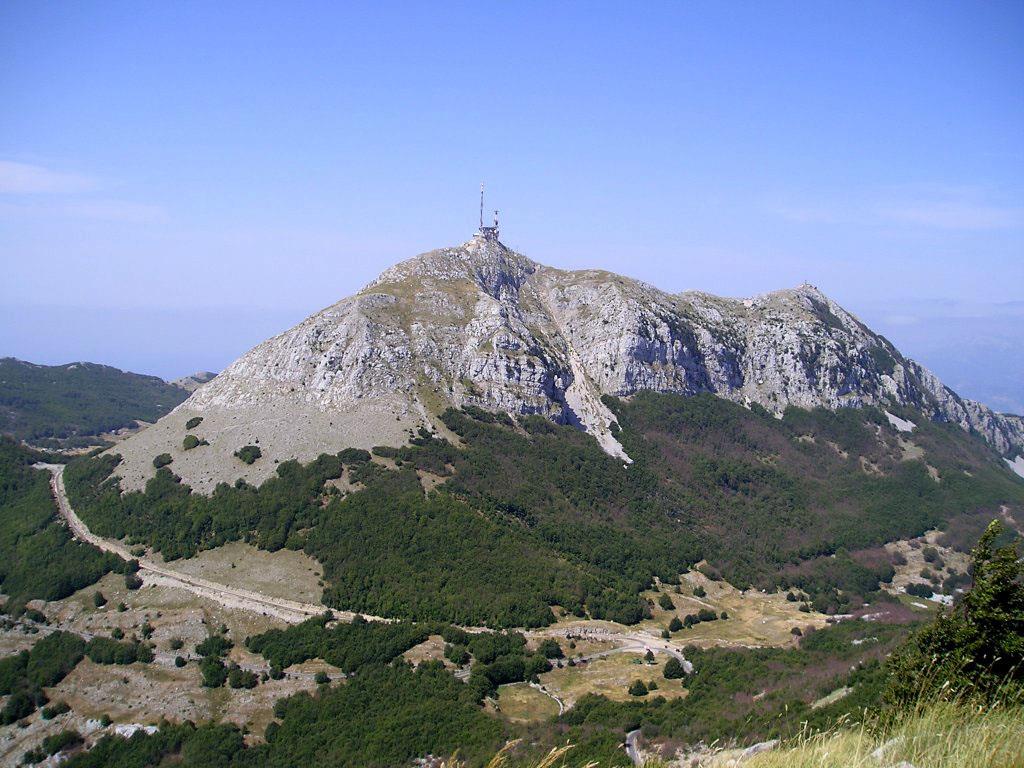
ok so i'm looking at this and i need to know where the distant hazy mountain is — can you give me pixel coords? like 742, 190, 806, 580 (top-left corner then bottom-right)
858, 298, 1024, 417
171, 370, 218, 393
110, 234, 1023, 492
0, 357, 190, 448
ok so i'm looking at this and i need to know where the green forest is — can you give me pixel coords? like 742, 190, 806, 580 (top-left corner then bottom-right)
0, 438, 123, 605
49, 521, 1024, 767
0, 357, 188, 447
63, 395, 1024, 627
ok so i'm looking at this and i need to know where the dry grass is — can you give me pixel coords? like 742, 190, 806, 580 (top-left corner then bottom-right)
150, 541, 324, 604
0, 567, 334, 764
446, 700, 1024, 768
640, 572, 829, 647
540, 652, 687, 707
493, 683, 560, 722
885, 531, 971, 597
740, 700, 1024, 768
403, 634, 452, 668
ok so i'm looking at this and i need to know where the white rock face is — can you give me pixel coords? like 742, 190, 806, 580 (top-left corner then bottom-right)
884, 411, 916, 433
113, 236, 1024, 492
1006, 456, 1024, 480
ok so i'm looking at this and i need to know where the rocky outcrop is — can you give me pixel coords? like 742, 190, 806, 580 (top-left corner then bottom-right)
113, 235, 1024, 492
171, 371, 217, 393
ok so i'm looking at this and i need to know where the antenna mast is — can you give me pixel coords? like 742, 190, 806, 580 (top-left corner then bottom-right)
476, 183, 500, 241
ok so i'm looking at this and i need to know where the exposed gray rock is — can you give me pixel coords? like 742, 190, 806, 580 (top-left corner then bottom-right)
171, 371, 217, 393
871, 735, 904, 760
113, 235, 1024, 492
738, 739, 779, 760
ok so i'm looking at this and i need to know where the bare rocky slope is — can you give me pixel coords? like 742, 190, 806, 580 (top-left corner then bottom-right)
113, 233, 1024, 492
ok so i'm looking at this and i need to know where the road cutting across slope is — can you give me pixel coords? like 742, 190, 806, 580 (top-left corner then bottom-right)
40, 464, 386, 625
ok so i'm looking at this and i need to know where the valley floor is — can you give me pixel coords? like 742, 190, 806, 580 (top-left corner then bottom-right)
0, 463, 961, 767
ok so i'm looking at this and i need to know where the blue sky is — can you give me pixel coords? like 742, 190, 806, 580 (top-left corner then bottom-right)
1, 2, 1022, 410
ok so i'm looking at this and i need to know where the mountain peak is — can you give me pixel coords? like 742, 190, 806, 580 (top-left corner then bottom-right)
109, 241, 1024, 493
366, 239, 538, 301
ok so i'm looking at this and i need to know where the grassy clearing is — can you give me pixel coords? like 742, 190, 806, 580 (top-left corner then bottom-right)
885, 530, 971, 597
640, 572, 830, 647
493, 682, 559, 722
151, 540, 324, 604
540, 652, 687, 707
403, 634, 453, 668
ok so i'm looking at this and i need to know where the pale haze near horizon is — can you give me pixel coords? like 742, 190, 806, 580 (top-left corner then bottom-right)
1, 2, 1022, 412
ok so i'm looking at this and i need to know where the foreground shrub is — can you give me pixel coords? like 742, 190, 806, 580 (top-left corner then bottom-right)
886, 520, 1024, 706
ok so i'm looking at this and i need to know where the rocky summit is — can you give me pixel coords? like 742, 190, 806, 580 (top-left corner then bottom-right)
112, 234, 1024, 492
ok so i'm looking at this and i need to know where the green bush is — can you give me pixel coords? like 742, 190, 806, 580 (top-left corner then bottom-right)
85, 637, 151, 665
229, 666, 259, 689
905, 582, 933, 599
22, 728, 83, 763
200, 657, 227, 687
886, 521, 1024, 706
664, 657, 685, 679
0, 631, 85, 723
41, 700, 70, 719
196, 634, 232, 658
444, 644, 470, 666
182, 434, 207, 451
185, 417, 203, 430
152, 453, 173, 469
2, 690, 35, 724
0, 358, 188, 445
628, 679, 648, 696
62, 393, 1024, 631
0, 440, 122, 604
246, 615, 428, 672
234, 445, 262, 464
537, 638, 564, 659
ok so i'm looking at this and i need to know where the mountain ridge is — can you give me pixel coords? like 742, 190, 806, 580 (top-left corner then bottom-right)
109, 235, 1024, 492
0, 356, 190, 447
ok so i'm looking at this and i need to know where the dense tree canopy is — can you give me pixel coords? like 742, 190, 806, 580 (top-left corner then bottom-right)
0, 438, 123, 604
0, 358, 187, 447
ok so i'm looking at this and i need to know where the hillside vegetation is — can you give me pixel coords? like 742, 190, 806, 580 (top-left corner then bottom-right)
48, 520, 1024, 768
64, 394, 1024, 627
0, 438, 124, 605
0, 358, 188, 447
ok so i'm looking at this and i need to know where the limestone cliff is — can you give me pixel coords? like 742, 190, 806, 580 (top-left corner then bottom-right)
112, 236, 1024, 492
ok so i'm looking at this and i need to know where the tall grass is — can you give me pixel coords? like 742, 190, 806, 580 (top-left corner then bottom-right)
443, 697, 1023, 768
740, 698, 1024, 768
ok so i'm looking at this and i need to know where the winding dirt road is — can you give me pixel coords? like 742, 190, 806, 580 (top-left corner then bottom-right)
40, 464, 384, 624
